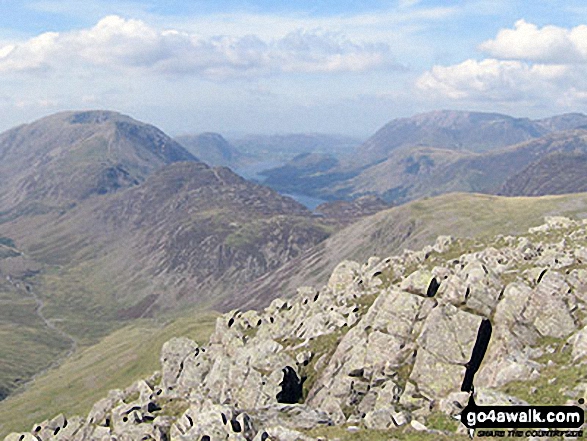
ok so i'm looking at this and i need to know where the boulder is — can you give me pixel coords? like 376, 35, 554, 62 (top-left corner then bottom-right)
160, 337, 201, 393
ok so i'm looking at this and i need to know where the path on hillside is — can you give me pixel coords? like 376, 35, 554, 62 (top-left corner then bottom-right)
7, 276, 79, 380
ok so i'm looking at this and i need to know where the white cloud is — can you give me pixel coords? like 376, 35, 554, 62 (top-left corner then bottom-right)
479, 19, 587, 63
0, 15, 396, 77
0, 31, 60, 72
416, 58, 574, 102
416, 20, 587, 108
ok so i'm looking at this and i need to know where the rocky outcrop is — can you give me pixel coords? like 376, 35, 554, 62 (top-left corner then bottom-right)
7, 216, 587, 440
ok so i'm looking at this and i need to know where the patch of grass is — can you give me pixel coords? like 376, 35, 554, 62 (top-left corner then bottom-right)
242, 326, 258, 340
304, 425, 469, 440
426, 411, 459, 432
299, 329, 349, 401
224, 216, 332, 251
395, 364, 415, 393
376, 267, 397, 288
0, 310, 217, 438
158, 397, 190, 417
354, 293, 379, 315
500, 336, 587, 405
224, 220, 266, 250
123, 391, 140, 404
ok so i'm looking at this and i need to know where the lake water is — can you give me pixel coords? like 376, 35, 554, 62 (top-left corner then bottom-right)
235, 163, 327, 211
283, 193, 327, 211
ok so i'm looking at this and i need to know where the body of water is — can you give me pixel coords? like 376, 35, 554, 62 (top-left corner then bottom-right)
283, 193, 327, 211
234, 162, 327, 211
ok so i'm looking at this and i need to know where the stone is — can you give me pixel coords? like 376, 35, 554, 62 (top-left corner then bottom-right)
254, 426, 317, 441
328, 260, 361, 289
411, 303, 482, 397
400, 269, 434, 296
570, 326, 587, 363
433, 236, 454, 254
253, 404, 332, 431
364, 408, 393, 430
160, 337, 201, 393
410, 420, 428, 431
391, 410, 409, 427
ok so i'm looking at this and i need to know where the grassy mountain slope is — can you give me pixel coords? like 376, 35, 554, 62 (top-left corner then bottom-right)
225, 191, 587, 311
0, 161, 332, 340
500, 151, 587, 196
0, 310, 217, 437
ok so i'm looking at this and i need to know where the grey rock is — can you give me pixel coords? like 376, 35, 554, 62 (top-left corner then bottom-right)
411, 303, 482, 397
410, 419, 428, 431
391, 410, 410, 427
160, 337, 201, 394
570, 326, 587, 363
364, 407, 394, 430
253, 404, 332, 431
400, 269, 433, 296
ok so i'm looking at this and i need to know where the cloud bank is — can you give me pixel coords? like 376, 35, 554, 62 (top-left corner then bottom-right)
0, 15, 394, 77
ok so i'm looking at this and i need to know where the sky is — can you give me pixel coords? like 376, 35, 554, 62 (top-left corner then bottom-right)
2, 0, 587, 136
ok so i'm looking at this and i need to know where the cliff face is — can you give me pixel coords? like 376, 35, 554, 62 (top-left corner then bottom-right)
7, 217, 587, 440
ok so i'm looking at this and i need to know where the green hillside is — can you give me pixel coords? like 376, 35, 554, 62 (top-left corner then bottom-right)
0, 310, 217, 437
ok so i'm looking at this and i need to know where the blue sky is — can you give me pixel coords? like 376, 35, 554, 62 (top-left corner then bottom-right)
1, 1, 587, 136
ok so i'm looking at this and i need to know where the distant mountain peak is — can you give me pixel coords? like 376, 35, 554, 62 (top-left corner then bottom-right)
0, 110, 197, 211
36, 109, 133, 126
176, 132, 243, 168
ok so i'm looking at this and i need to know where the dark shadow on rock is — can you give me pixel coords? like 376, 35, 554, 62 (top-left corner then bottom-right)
276, 366, 304, 404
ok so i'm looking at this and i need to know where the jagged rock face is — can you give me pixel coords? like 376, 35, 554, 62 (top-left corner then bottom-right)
8, 216, 587, 440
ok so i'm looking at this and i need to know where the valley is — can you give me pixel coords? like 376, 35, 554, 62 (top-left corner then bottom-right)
3, 4, 587, 439
1, 108, 587, 439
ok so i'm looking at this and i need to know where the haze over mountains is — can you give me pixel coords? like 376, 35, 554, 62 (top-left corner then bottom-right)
174, 110, 587, 207
2, 108, 587, 437
175, 132, 246, 169
259, 110, 587, 203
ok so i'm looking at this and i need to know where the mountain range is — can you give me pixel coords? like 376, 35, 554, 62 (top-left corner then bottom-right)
259, 110, 587, 203
1, 108, 587, 439
0, 111, 345, 407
